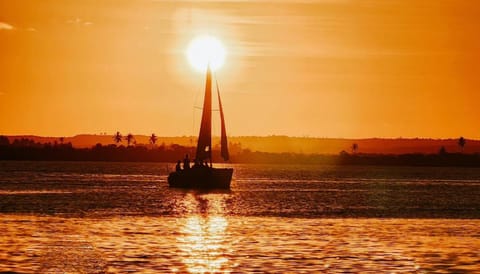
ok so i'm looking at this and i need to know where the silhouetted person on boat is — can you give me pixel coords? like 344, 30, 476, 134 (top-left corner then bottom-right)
193, 159, 200, 168
175, 160, 182, 172
183, 154, 190, 170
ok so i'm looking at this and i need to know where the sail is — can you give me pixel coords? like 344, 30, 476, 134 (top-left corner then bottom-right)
216, 80, 229, 161
195, 66, 212, 162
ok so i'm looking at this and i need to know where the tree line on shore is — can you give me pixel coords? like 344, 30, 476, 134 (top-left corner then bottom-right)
1, 135, 480, 166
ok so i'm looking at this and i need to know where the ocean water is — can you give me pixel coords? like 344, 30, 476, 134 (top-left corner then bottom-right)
0, 161, 479, 273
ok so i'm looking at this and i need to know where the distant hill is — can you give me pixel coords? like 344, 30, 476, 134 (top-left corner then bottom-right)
4, 134, 480, 155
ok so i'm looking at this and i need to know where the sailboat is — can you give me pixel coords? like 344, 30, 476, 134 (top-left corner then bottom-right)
168, 65, 233, 189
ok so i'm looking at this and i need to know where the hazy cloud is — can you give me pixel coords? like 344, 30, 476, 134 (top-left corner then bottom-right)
66, 18, 93, 27
66, 17, 81, 24
0, 22, 14, 30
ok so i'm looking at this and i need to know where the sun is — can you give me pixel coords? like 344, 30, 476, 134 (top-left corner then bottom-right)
186, 35, 226, 73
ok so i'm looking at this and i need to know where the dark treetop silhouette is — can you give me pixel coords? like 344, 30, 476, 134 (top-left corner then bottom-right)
458, 136, 466, 153
113, 132, 122, 145
149, 133, 158, 146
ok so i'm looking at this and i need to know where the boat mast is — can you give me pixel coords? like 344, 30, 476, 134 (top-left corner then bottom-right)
195, 65, 213, 166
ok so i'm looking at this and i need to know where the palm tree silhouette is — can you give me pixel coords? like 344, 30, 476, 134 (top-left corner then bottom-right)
150, 133, 158, 146
458, 136, 466, 153
125, 133, 135, 146
113, 132, 122, 145
351, 143, 358, 154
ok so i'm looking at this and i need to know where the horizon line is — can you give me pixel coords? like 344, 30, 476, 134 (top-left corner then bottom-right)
1, 133, 478, 141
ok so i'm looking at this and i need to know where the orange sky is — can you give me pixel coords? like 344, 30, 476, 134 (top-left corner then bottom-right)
1, 0, 479, 138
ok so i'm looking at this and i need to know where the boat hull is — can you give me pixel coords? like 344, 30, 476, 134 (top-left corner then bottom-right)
168, 167, 233, 189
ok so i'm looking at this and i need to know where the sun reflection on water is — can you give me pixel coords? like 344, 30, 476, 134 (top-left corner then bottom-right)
176, 193, 231, 273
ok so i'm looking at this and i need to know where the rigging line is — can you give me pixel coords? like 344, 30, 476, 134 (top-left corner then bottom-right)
192, 85, 202, 141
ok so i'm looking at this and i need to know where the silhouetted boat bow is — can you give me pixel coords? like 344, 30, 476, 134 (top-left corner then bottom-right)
168, 66, 233, 189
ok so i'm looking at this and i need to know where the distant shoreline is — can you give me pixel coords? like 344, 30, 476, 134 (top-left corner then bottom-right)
2, 134, 480, 155
1, 141, 480, 167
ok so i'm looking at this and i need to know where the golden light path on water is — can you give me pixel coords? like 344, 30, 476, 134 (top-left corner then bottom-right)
1, 213, 480, 272
176, 193, 232, 273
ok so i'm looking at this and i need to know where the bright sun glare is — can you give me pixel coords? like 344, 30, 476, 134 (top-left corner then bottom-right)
187, 36, 226, 72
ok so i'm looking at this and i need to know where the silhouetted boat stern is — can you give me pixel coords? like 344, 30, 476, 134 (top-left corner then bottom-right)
168, 167, 233, 189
